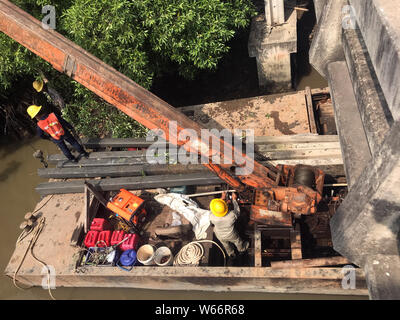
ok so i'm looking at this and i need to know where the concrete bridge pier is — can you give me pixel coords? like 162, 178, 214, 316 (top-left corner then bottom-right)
310, 0, 400, 299
248, 0, 297, 92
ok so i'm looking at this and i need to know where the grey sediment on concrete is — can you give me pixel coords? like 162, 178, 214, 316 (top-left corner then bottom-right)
350, 0, 400, 121
342, 26, 393, 155
326, 61, 371, 189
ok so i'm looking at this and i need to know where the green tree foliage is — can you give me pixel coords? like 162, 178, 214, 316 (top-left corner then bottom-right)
0, 0, 256, 138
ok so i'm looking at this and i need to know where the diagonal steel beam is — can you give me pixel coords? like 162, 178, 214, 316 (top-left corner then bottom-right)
0, 0, 277, 190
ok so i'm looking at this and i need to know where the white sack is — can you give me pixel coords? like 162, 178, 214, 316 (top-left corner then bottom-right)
154, 193, 210, 240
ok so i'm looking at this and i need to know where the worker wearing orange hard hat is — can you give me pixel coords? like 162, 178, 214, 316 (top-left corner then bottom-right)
210, 192, 249, 259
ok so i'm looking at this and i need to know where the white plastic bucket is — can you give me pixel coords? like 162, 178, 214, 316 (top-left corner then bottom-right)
154, 246, 173, 266
137, 244, 156, 265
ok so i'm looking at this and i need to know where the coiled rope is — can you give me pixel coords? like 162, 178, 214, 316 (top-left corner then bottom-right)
173, 240, 226, 266
13, 217, 56, 300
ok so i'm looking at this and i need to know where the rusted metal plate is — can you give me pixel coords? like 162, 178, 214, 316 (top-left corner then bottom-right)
179, 92, 311, 136
250, 205, 293, 227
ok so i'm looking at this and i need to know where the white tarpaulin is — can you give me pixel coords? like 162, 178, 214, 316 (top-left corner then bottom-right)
154, 193, 211, 240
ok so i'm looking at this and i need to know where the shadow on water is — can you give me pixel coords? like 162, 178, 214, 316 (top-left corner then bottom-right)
0, 160, 21, 182
295, 1, 328, 90
0, 137, 37, 161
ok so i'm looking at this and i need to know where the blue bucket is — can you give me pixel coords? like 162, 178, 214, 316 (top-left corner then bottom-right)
118, 249, 137, 271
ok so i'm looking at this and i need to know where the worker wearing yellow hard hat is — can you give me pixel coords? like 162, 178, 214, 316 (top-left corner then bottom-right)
27, 104, 43, 119
33, 79, 44, 93
210, 192, 249, 260
210, 198, 228, 217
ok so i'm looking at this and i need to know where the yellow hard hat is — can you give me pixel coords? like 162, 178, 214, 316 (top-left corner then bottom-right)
210, 199, 228, 217
27, 105, 42, 119
33, 79, 44, 92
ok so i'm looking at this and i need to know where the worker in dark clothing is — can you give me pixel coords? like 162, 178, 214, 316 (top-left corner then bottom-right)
33, 77, 64, 113
27, 104, 89, 162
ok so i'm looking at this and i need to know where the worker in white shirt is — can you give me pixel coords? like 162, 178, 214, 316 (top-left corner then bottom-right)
209, 192, 249, 258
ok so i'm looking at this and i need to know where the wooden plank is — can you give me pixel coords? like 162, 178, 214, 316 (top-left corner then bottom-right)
306, 86, 318, 134
271, 256, 351, 269
70, 186, 89, 247
268, 158, 343, 166
253, 135, 339, 144
254, 224, 262, 267
70, 185, 101, 245
256, 142, 341, 151
83, 185, 90, 233
84, 182, 108, 207
257, 148, 343, 160
290, 224, 302, 260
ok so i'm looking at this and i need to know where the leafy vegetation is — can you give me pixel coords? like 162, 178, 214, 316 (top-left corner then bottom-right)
0, 0, 256, 138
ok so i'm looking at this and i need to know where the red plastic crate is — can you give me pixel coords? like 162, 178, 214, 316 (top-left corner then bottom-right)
90, 218, 110, 232
97, 230, 111, 247
111, 230, 127, 247
84, 230, 99, 248
120, 233, 140, 252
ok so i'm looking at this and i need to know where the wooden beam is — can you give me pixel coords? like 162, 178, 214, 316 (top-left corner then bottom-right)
306, 86, 318, 134
290, 224, 302, 260
254, 224, 262, 267
271, 256, 351, 269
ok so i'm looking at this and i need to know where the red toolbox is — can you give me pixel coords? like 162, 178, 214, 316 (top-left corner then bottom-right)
97, 230, 111, 247
84, 230, 99, 248
111, 230, 127, 247
120, 233, 140, 252
90, 218, 110, 232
